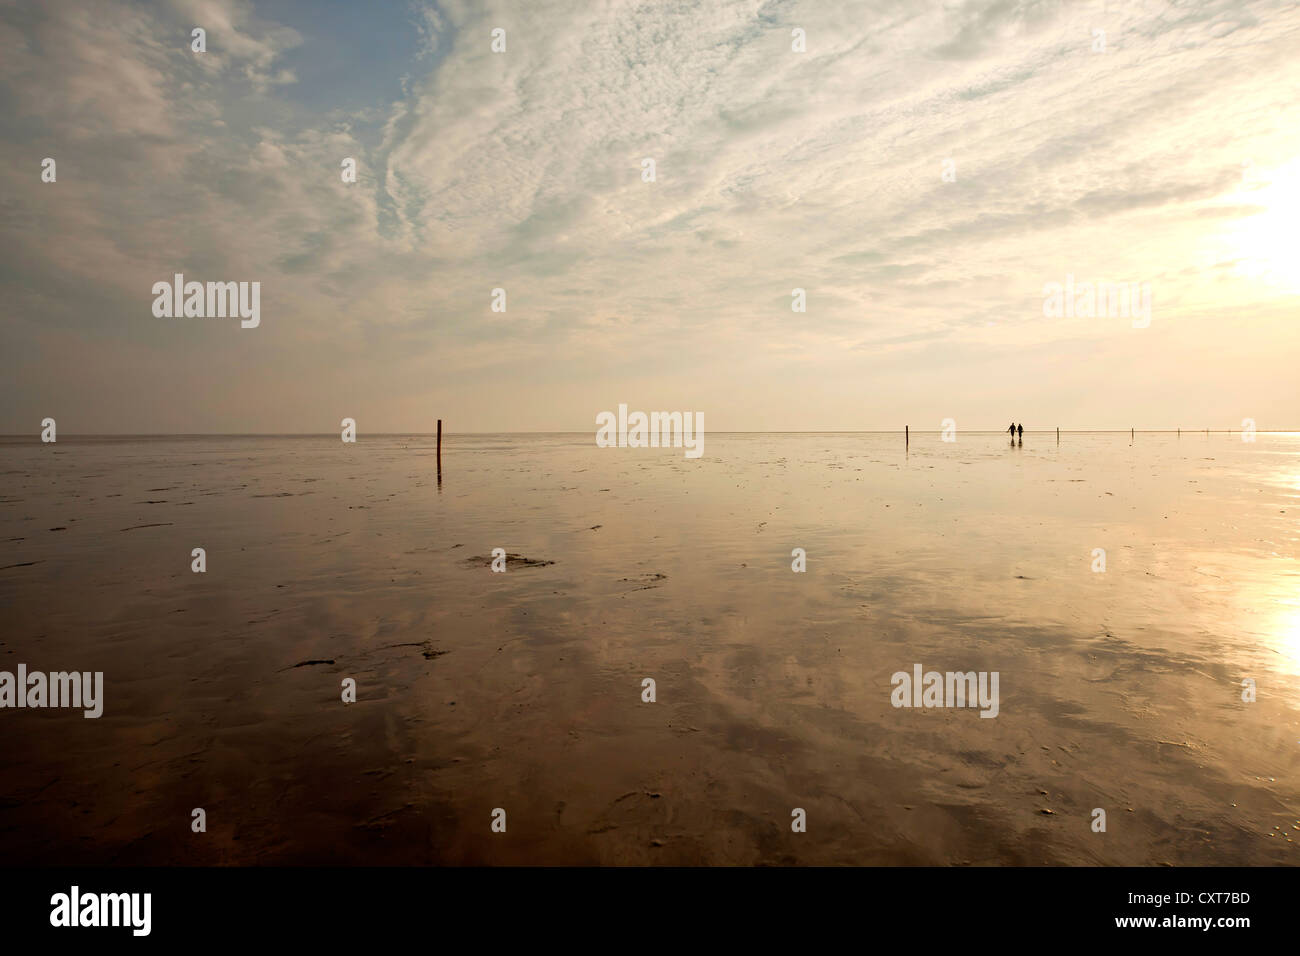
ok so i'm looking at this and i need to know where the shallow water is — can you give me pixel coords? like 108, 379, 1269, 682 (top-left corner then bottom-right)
1, 431, 1297, 864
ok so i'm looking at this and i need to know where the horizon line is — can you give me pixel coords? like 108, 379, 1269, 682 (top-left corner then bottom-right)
2, 428, 1293, 438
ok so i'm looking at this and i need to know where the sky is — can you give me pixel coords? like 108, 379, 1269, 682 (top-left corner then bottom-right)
1, 0, 1298, 433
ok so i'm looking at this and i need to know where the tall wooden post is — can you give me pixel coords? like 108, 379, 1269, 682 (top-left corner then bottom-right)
905, 425, 908, 448
437, 419, 442, 475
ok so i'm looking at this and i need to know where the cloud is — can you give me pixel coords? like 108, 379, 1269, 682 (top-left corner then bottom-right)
1, 0, 1299, 430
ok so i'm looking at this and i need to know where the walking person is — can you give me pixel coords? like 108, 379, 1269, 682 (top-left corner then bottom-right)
1017, 423, 1023, 443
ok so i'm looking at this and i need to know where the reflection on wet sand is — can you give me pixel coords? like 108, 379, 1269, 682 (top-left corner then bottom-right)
0, 432, 1297, 864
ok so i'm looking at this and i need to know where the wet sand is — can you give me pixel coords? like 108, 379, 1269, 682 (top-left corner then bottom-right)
1, 432, 1297, 865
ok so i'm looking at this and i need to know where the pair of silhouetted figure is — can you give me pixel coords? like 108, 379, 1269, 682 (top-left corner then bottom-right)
1008, 422, 1023, 445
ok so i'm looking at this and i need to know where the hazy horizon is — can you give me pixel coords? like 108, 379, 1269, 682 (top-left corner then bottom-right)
4, 426, 1299, 437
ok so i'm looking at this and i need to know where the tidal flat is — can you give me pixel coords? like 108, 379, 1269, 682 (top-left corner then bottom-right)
1, 432, 1297, 865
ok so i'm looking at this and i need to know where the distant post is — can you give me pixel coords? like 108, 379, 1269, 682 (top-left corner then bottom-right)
1056, 427, 1059, 443
905, 425, 908, 447
437, 419, 442, 474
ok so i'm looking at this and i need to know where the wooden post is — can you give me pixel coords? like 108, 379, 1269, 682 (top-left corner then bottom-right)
905, 425, 908, 447
1131, 427, 1134, 440
1056, 426, 1059, 443
437, 419, 442, 473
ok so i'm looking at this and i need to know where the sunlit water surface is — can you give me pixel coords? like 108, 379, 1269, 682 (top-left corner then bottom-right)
1, 432, 1297, 864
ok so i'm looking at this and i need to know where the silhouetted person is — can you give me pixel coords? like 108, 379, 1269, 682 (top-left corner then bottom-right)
1008, 422, 1016, 438
1017, 423, 1023, 440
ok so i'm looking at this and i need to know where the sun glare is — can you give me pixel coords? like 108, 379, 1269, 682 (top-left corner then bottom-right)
1218, 158, 1300, 294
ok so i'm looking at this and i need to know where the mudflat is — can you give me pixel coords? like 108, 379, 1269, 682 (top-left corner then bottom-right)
0, 432, 1296, 864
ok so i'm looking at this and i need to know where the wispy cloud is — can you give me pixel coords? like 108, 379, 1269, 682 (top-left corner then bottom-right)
2, 0, 1298, 431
